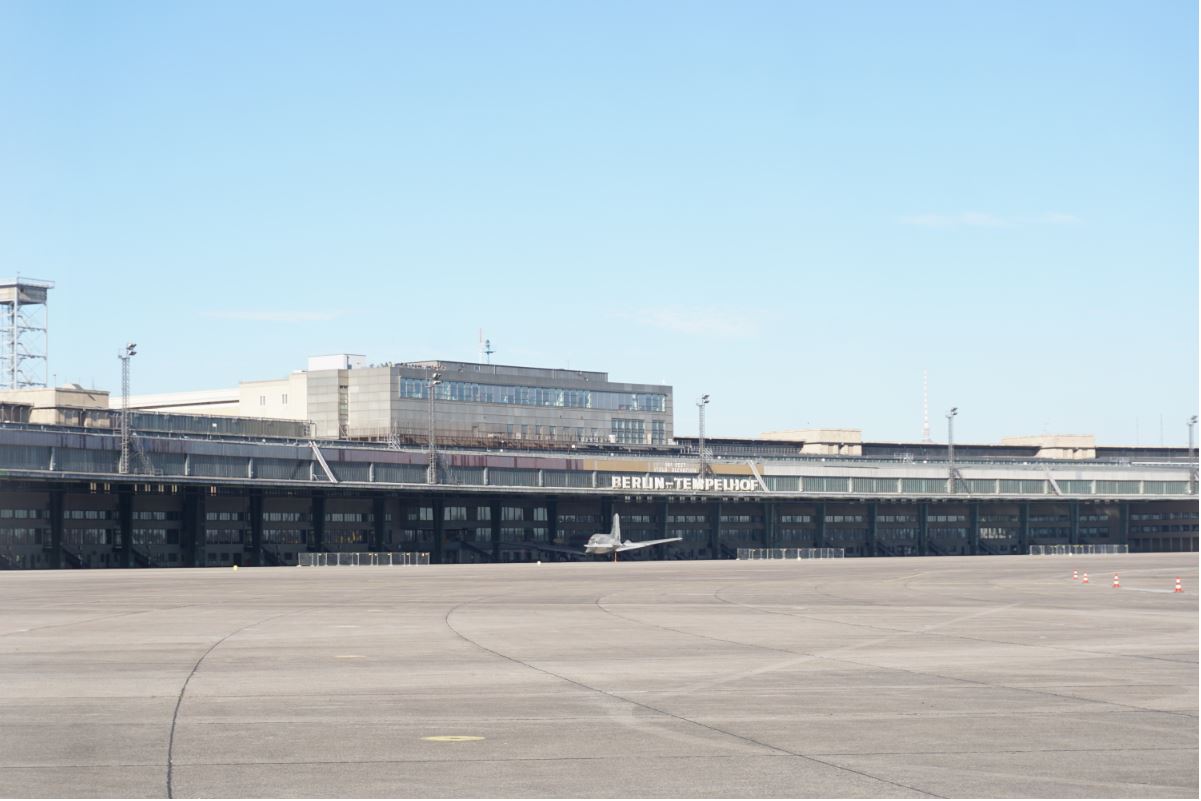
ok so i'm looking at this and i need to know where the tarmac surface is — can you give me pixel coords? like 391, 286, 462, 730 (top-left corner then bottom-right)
0, 553, 1196, 799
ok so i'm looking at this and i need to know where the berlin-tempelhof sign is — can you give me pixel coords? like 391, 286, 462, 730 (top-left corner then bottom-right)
611, 475, 760, 492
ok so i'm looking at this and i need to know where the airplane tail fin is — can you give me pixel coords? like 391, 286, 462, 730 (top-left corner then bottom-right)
612, 513, 621, 542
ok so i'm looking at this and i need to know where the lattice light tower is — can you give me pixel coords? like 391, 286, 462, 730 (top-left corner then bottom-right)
0, 277, 54, 389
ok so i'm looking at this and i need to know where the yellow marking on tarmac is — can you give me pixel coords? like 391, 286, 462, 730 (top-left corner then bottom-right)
423, 735, 485, 742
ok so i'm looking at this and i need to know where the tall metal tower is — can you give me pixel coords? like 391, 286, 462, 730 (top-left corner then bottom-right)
922, 369, 932, 443
0, 277, 54, 389
118, 343, 137, 475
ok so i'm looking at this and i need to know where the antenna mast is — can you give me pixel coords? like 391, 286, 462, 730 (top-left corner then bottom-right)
478, 330, 495, 364
922, 369, 932, 443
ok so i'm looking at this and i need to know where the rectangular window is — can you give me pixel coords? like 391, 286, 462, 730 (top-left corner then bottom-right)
502, 507, 524, 521
444, 506, 467, 521
477, 506, 491, 521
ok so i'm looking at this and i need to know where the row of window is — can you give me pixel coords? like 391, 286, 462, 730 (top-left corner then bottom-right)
400, 379, 667, 413
135, 511, 180, 521
1132, 524, 1199, 534
0, 508, 45, 519
0, 528, 44, 545
133, 528, 173, 546
1132, 512, 1197, 521
264, 529, 307, 544
611, 418, 646, 445
404, 506, 546, 522
67, 510, 115, 520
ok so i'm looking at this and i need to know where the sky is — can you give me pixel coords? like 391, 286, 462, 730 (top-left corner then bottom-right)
1, 1, 1196, 445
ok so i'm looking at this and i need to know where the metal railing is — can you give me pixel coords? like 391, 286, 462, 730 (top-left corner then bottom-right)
298, 552, 430, 567
1028, 544, 1129, 556
737, 548, 846, 560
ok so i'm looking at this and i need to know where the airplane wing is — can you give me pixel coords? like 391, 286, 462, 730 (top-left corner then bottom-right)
615, 537, 683, 552
522, 542, 589, 557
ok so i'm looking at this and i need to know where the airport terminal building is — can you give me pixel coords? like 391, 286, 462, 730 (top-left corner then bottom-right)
113, 355, 673, 447
0, 356, 1196, 570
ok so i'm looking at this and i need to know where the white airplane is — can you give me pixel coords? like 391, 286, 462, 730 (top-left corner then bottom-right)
585, 514, 682, 560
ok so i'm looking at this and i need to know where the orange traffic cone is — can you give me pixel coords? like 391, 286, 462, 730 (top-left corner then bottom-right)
1175, 577, 1183, 593
1112, 574, 1120, 589
1082, 572, 1089, 584
1072, 570, 1078, 581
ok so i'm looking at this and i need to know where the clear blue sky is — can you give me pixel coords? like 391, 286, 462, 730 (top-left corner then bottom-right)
1, 1, 1196, 445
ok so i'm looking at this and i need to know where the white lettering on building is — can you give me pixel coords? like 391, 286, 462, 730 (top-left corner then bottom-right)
610, 476, 759, 492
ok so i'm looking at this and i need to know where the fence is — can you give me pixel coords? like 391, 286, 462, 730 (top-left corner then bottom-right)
737, 548, 846, 560
298, 552, 431, 567
1027, 544, 1129, 556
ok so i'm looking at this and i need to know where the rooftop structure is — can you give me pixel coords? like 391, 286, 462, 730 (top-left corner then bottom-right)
0, 277, 53, 389
120, 355, 674, 446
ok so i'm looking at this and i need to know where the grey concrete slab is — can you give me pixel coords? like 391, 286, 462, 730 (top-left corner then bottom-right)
0, 554, 1195, 798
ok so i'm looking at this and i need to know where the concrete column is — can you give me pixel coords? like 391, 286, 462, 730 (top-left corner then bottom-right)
709, 499, 721, 559
433, 496, 445, 564
48, 487, 63, 569
1019, 502, 1030, 554
180, 487, 203, 568
867, 500, 878, 557
969, 501, 980, 555
763, 501, 776, 548
815, 501, 826, 549
249, 490, 263, 567
311, 492, 326, 553
372, 495, 386, 552
118, 487, 133, 568
918, 502, 928, 556
490, 499, 501, 562
1118, 501, 1130, 549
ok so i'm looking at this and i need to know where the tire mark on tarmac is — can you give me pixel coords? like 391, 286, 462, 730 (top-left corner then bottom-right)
165, 607, 314, 799
0, 605, 197, 638
707, 586, 1197, 720
808, 573, 1199, 666
725, 572, 1198, 667
445, 596, 945, 799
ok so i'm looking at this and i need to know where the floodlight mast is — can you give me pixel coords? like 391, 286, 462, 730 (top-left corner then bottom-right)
697, 394, 710, 478
946, 407, 958, 494
1189, 415, 1198, 495
426, 370, 441, 484
118, 343, 137, 474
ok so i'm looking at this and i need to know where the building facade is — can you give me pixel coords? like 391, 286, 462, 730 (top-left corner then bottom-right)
122, 356, 674, 446
0, 420, 1195, 569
